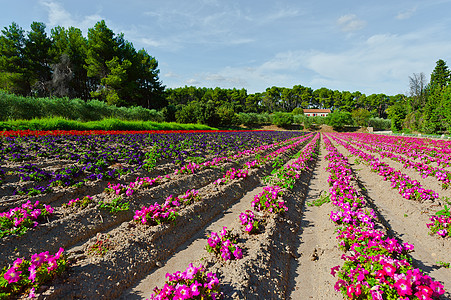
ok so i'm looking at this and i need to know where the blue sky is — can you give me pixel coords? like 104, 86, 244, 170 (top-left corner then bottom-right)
2, 0, 451, 95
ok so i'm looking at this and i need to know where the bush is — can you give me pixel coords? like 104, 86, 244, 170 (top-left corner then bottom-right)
292, 107, 304, 115
326, 111, 353, 130
368, 117, 391, 130
216, 104, 238, 127
175, 103, 198, 124
351, 108, 371, 127
272, 112, 294, 128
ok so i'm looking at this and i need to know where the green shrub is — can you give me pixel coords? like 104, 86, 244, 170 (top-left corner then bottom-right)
272, 112, 294, 128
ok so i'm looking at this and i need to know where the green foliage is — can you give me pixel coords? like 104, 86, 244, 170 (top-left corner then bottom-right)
143, 146, 158, 171
436, 261, 450, 268
272, 112, 293, 128
351, 108, 371, 127
307, 192, 331, 207
403, 111, 423, 132
0, 117, 215, 131
216, 104, 238, 127
386, 102, 407, 132
368, 117, 391, 130
99, 197, 129, 214
0, 20, 164, 108
292, 107, 304, 115
435, 205, 450, 217
175, 102, 198, 124
326, 111, 352, 130
0, 91, 164, 122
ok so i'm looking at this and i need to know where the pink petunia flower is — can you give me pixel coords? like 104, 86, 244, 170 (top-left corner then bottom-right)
4, 268, 22, 283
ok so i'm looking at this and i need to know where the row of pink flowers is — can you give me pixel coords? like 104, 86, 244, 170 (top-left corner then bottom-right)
336, 133, 451, 189
206, 227, 243, 261
323, 134, 445, 299
342, 133, 451, 169
329, 134, 450, 239
330, 134, 439, 203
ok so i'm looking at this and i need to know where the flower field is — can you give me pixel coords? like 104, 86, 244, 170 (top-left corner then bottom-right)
0, 130, 450, 299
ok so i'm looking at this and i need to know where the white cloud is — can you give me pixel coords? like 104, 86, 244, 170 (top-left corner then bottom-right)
164, 71, 180, 78
186, 78, 200, 85
337, 14, 366, 32
299, 31, 451, 94
265, 8, 301, 22
396, 7, 417, 20
204, 73, 247, 86
39, 0, 104, 33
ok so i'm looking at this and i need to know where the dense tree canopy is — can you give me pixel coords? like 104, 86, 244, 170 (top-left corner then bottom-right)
0, 20, 165, 109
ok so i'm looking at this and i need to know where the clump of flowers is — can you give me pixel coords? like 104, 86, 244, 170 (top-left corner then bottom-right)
0, 248, 67, 299
239, 210, 261, 234
251, 186, 287, 214
104, 176, 162, 197
149, 263, 221, 299
62, 195, 93, 209
134, 195, 180, 225
214, 168, 248, 185
427, 205, 451, 238
206, 227, 243, 261
0, 200, 54, 238
179, 189, 201, 206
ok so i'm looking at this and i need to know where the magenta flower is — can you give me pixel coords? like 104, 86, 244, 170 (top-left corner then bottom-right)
190, 281, 201, 297
184, 263, 198, 280
394, 278, 412, 296
28, 287, 36, 299
28, 265, 37, 282
233, 247, 243, 259
12, 258, 23, 269
4, 268, 22, 283
174, 284, 191, 299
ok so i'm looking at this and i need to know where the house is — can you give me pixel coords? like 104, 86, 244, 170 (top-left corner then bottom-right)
303, 109, 331, 117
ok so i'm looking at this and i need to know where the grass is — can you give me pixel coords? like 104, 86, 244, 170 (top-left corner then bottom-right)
307, 192, 331, 207
0, 117, 217, 131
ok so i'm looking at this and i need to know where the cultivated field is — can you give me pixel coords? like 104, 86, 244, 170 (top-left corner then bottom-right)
0, 130, 449, 299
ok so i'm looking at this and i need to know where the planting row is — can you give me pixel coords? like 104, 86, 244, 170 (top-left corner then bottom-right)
329, 133, 451, 239
323, 134, 446, 299
338, 133, 451, 188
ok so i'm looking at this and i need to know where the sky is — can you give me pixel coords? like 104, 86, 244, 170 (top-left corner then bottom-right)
2, 0, 451, 96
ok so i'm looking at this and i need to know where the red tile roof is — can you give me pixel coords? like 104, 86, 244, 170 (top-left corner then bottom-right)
303, 109, 331, 113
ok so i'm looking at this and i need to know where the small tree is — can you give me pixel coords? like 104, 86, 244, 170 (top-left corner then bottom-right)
351, 108, 371, 127
326, 111, 352, 130
386, 102, 407, 132
272, 112, 293, 128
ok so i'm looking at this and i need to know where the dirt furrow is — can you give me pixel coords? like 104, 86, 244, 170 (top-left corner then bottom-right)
288, 140, 342, 300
